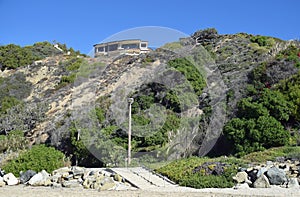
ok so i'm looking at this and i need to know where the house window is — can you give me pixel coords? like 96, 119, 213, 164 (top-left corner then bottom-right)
141, 43, 147, 48
108, 44, 118, 51
98, 47, 104, 52
122, 43, 138, 49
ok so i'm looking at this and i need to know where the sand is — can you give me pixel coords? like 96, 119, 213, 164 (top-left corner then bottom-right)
0, 185, 299, 197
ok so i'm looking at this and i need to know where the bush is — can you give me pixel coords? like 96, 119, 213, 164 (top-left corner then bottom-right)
0, 72, 32, 101
0, 44, 38, 70
0, 130, 28, 152
250, 35, 274, 48
168, 58, 206, 97
69, 122, 103, 167
0, 102, 48, 135
0, 96, 21, 114
224, 116, 290, 156
2, 144, 65, 176
156, 156, 242, 188
242, 146, 300, 163
179, 173, 233, 188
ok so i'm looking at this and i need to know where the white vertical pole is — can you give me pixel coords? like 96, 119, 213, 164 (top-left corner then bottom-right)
128, 98, 134, 166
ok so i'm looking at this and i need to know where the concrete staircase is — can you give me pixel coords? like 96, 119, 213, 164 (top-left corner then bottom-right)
110, 167, 198, 192
111, 167, 175, 189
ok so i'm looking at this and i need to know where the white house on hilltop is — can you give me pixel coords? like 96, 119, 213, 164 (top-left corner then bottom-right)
93, 39, 150, 57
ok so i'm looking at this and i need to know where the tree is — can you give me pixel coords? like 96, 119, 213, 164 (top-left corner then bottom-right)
259, 89, 293, 121
224, 116, 289, 157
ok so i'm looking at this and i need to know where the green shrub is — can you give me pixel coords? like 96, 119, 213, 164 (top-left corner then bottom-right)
69, 122, 103, 167
250, 35, 274, 48
168, 58, 206, 97
161, 42, 183, 50
0, 96, 22, 114
224, 116, 290, 156
276, 71, 300, 121
65, 57, 83, 71
179, 173, 233, 188
242, 146, 300, 163
2, 144, 65, 176
0, 44, 38, 69
156, 156, 242, 188
0, 130, 28, 152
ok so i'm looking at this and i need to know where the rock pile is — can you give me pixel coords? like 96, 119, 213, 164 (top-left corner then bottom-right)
233, 160, 300, 189
0, 166, 136, 191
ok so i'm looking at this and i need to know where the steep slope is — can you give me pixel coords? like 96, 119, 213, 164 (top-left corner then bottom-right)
0, 29, 299, 166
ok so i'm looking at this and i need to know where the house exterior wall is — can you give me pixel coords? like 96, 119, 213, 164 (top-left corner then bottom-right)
93, 39, 149, 57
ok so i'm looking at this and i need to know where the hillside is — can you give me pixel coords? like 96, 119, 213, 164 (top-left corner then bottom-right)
0, 29, 300, 168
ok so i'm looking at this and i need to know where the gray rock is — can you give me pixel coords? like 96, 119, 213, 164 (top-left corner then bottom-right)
29, 170, 51, 186
247, 169, 258, 183
238, 167, 247, 172
266, 161, 273, 166
266, 166, 287, 185
20, 170, 37, 184
0, 180, 5, 187
82, 178, 92, 189
0, 168, 5, 177
62, 180, 82, 188
253, 174, 270, 188
233, 171, 252, 184
49, 174, 61, 183
288, 178, 299, 188
257, 167, 267, 178
52, 167, 70, 176
51, 182, 61, 188
234, 183, 250, 189
3, 173, 18, 186
71, 166, 84, 179
99, 181, 116, 191
101, 177, 114, 185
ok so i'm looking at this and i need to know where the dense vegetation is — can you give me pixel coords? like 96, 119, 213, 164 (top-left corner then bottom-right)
156, 146, 300, 188
2, 144, 66, 176
0, 41, 82, 70
156, 156, 243, 188
223, 44, 300, 156
69, 57, 207, 166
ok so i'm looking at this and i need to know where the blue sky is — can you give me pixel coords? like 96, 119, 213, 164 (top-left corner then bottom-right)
1, 0, 299, 54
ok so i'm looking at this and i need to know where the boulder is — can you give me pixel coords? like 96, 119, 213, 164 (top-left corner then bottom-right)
234, 183, 250, 189
253, 174, 270, 188
288, 178, 299, 188
29, 170, 51, 186
52, 167, 70, 176
99, 182, 116, 191
113, 174, 122, 182
71, 166, 84, 179
20, 170, 37, 184
247, 169, 258, 183
266, 166, 287, 185
49, 174, 61, 183
82, 178, 92, 189
0, 168, 5, 177
0, 181, 5, 187
62, 180, 82, 188
257, 167, 267, 178
51, 182, 61, 188
232, 171, 252, 184
0, 177, 5, 187
3, 173, 18, 186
